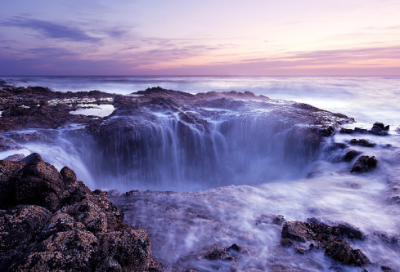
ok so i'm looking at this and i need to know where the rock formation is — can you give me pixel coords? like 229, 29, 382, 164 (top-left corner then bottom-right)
0, 153, 159, 271
281, 218, 369, 266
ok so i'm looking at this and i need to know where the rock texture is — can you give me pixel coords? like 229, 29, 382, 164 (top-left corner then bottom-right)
351, 155, 378, 173
339, 122, 389, 136
0, 153, 159, 271
281, 218, 369, 266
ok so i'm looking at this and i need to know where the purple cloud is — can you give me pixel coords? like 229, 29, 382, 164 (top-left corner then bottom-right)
1, 17, 101, 43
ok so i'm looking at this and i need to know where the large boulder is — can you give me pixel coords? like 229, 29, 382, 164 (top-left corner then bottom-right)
0, 154, 158, 271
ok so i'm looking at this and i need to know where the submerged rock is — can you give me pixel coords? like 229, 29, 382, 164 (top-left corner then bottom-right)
256, 214, 286, 226
351, 155, 378, 173
0, 154, 158, 271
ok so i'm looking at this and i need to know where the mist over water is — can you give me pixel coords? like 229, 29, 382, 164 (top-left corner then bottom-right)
1, 76, 400, 270
4, 76, 400, 124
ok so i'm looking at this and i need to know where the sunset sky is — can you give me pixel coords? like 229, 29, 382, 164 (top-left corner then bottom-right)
1, 0, 400, 75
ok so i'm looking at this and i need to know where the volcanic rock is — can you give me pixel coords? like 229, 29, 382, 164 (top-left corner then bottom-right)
369, 122, 389, 136
351, 155, 378, 173
0, 153, 158, 271
350, 139, 376, 147
281, 219, 369, 266
325, 240, 369, 266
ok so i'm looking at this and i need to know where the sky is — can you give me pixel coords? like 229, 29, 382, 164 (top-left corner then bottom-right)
0, 0, 400, 75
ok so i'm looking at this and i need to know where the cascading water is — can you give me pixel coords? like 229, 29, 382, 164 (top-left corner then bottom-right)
71, 99, 325, 192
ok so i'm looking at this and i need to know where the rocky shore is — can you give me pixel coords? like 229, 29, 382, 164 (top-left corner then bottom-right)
0, 153, 159, 271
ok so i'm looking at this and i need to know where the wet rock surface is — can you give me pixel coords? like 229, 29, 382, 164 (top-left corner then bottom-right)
0, 86, 115, 132
351, 155, 378, 173
350, 139, 376, 147
0, 154, 158, 271
281, 218, 369, 266
339, 122, 389, 136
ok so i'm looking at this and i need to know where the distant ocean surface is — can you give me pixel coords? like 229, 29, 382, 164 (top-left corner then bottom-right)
2, 76, 400, 125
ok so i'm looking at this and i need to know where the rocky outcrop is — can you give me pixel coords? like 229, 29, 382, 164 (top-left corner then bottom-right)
339, 122, 389, 136
0, 86, 115, 132
369, 122, 389, 136
281, 218, 369, 266
350, 139, 376, 147
351, 155, 378, 173
0, 153, 158, 271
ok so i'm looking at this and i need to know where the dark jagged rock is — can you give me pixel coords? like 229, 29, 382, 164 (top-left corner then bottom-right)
325, 240, 369, 266
0, 154, 158, 271
281, 219, 369, 266
0, 160, 26, 209
331, 223, 366, 240
14, 153, 69, 212
0, 205, 52, 266
319, 126, 335, 137
350, 139, 376, 147
351, 155, 378, 173
342, 150, 362, 162
369, 122, 389, 136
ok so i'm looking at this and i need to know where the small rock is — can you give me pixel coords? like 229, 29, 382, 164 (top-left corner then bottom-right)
351, 155, 378, 173
369, 122, 389, 136
325, 239, 369, 266
350, 139, 376, 147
